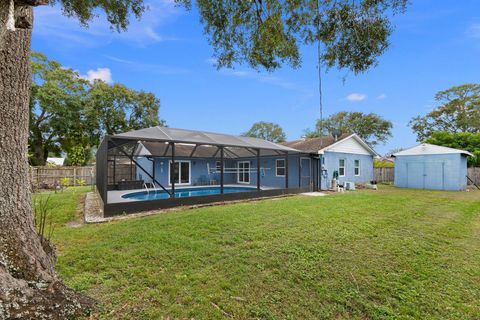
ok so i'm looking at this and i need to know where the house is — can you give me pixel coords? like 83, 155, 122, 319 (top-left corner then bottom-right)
393, 143, 472, 191
46, 157, 65, 166
95, 128, 378, 216
283, 134, 378, 189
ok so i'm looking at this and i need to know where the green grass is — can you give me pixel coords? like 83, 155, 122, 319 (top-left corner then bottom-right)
41, 186, 480, 319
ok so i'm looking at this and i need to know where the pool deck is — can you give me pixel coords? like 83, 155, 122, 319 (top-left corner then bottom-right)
107, 184, 274, 204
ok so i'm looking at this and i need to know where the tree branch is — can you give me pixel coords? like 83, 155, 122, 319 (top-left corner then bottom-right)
15, 0, 48, 6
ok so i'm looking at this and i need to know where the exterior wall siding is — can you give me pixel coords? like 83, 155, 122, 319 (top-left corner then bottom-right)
134, 154, 305, 190
320, 152, 374, 189
394, 154, 467, 191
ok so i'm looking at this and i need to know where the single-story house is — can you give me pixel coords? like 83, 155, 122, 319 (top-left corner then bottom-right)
95, 128, 378, 216
283, 134, 379, 190
393, 143, 472, 191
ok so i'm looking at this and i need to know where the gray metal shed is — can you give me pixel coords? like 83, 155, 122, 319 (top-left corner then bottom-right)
393, 144, 472, 191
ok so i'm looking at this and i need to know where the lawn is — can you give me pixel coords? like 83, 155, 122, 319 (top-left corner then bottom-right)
38, 186, 480, 319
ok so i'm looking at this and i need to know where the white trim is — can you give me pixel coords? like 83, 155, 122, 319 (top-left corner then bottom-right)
354, 159, 360, 176
168, 160, 191, 186
237, 161, 251, 184
275, 158, 286, 177
317, 134, 379, 157
338, 158, 346, 177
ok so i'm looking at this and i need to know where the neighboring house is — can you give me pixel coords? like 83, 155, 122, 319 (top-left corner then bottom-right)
393, 143, 472, 191
46, 157, 65, 166
283, 134, 379, 189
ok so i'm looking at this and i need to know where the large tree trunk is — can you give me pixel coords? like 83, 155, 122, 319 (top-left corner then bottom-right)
0, 2, 94, 318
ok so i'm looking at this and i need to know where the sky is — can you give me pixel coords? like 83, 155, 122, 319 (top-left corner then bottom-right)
32, 0, 480, 155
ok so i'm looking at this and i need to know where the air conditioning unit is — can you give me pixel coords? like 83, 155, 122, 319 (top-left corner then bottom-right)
345, 181, 356, 190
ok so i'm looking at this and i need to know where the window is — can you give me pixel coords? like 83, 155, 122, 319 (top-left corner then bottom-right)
276, 159, 286, 177
237, 161, 250, 183
216, 161, 222, 172
169, 160, 191, 185
354, 160, 360, 176
339, 159, 346, 177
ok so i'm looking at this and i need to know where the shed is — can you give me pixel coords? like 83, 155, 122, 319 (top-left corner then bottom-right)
393, 143, 472, 191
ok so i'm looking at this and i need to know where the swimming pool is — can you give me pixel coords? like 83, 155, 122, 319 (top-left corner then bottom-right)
121, 186, 258, 201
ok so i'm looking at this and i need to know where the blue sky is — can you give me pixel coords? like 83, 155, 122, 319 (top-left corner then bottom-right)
32, 0, 480, 155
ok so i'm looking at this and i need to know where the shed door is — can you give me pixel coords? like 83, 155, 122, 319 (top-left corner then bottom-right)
424, 162, 445, 190
406, 162, 424, 189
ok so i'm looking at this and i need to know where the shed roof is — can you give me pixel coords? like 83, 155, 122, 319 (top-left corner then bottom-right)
112, 126, 299, 153
393, 143, 473, 157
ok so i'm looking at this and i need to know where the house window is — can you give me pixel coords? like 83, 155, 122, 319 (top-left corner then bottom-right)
339, 159, 346, 177
237, 161, 250, 184
354, 160, 360, 176
216, 161, 222, 172
169, 160, 191, 185
276, 159, 286, 177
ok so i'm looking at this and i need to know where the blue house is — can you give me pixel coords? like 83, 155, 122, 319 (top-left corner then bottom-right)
393, 143, 472, 191
283, 134, 378, 190
96, 127, 378, 215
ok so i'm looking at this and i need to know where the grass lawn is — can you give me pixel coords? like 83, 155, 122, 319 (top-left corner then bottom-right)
38, 186, 480, 319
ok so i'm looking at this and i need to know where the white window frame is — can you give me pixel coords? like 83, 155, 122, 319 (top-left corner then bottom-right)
339, 159, 346, 177
168, 160, 191, 185
215, 160, 222, 172
354, 159, 360, 176
237, 161, 250, 184
275, 159, 286, 177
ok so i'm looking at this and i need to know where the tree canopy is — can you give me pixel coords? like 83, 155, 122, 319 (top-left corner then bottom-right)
409, 84, 480, 141
29, 52, 165, 166
180, 0, 408, 72
305, 111, 392, 146
425, 131, 480, 167
242, 121, 286, 143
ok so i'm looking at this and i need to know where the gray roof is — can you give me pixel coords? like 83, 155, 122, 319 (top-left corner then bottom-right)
282, 134, 351, 153
112, 126, 299, 153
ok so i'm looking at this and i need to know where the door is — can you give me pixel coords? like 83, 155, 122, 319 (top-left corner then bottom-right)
406, 162, 424, 189
170, 161, 191, 185
237, 161, 250, 184
300, 158, 311, 189
424, 162, 444, 190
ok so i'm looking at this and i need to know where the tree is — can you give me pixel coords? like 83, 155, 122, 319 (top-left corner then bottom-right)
305, 111, 393, 146
242, 121, 286, 143
85, 80, 165, 144
0, 1, 146, 318
183, 0, 408, 73
29, 52, 164, 166
409, 84, 480, 141
30, 51, 90, 166
0, 0, 407, 317
425, 131, 480, 167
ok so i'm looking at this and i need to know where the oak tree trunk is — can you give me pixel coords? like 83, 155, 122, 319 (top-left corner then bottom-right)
0, 2, 94, 318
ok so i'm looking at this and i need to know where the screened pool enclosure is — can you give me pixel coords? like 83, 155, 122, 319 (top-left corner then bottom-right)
96, 127, 316, 216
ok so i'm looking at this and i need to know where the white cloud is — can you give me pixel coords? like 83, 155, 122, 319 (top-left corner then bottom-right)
105, 55, 189, 75
346, 93, 367, 102
467, 23, 480, 40
82, 68, 113, 84
377, 93, 387, 100
33, 1, 183, 48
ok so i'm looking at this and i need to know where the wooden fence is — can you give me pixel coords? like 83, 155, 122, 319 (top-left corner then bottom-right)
374, 167, 480, 186
468, 167, 480, 186
30, 166, 95, 188
374, 167, 394, 183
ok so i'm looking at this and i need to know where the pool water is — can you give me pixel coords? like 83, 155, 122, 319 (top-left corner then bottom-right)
121, 186, 257, 201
